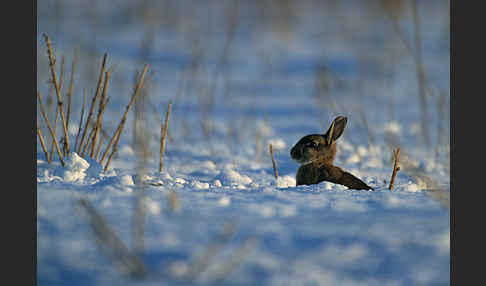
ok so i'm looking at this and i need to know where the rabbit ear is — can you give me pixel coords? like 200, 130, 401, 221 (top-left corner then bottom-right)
325, 116, 347, 144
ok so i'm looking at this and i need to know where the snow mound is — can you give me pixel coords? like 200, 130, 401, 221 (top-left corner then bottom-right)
277, 175, 296, 188
191, 180, 210, 190
54, 153, 90, 183
216, 166, 252, 187
404, 178, 427, 192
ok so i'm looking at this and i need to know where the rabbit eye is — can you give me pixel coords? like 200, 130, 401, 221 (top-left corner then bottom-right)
306, 141, 318, 149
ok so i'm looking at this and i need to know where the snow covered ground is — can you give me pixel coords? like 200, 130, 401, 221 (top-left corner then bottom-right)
37, 1, 450, 285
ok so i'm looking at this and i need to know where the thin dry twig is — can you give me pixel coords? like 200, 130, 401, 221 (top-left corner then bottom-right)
66, 48, 78, 141
74, 88, 87, 152
49, 98, 61, 160
159, 101, 172, 172
103, 65, 149, 171
78, 53, 108, 155
59, 54, 65, 92
43, 34, 71, 156
100, 127, 120, 166
37, 92, 65, 166
269, 143, 278, 179
90, 69, 112, 158
388, 147, 401, 190
94, 132, 105, 161
49, 55, 66, 159
37, 126, 51, 163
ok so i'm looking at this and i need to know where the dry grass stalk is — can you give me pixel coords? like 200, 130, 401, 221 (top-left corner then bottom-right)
37, 92, 65, 166
43, 34, 71, 156
59, 54, 65, 93
90, 69, 112, 158
388, 147, 401, 190
37, 126, 51, 163
74, 88, 87, 152
49, 99, 61, 160
94, 132, 104, 161
49, 54, 66, 158
100, 127, 120, 166
75, 197, 147, 278
81, 121, 97, 157
78, 53, 108, 155
65, 48, 78, 140
103, 65, 149, 171
269, 143, 278, 179
159, 101, 172, 172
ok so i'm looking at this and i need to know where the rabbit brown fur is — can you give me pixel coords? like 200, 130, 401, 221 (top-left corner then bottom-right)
290, 116, 373, 190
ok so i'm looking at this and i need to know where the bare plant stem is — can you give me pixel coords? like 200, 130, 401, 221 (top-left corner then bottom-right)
159, 101, 172, 172
37, 92, 65, 166
78, 53, 108, 155
43, 34, 71, 156
49, 103, 60, 160
90, 69, 112, 158
59, 55, 65, 92
388, 147, 401, 190
37, 126, 51, 163
82, 122, 97, 156
74, 88, 87, 152
66, 48, 78, 141
103, 128, 122, 171
103, 65, 149, 171
49, 55, 65, 158
94, 132, 104, 161
269, 143, 278, 179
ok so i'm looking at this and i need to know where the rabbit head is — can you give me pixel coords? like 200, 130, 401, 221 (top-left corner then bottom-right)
290, 116, 347, 165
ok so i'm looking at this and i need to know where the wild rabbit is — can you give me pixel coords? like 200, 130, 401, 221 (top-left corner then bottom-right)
290, 116, 373, 190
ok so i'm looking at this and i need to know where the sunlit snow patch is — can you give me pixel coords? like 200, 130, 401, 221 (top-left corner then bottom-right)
54, 153, 90, 183
215, 166, 252, 188
277, 175, 296, 188
403, 178, 427, 192
191, 180, 210, 190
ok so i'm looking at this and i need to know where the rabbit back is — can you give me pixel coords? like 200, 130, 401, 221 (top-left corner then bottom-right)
296, 161, 373, 190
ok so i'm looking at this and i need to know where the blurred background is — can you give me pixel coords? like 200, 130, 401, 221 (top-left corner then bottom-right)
37, 0, 450, 178
37, 1, 450, 284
